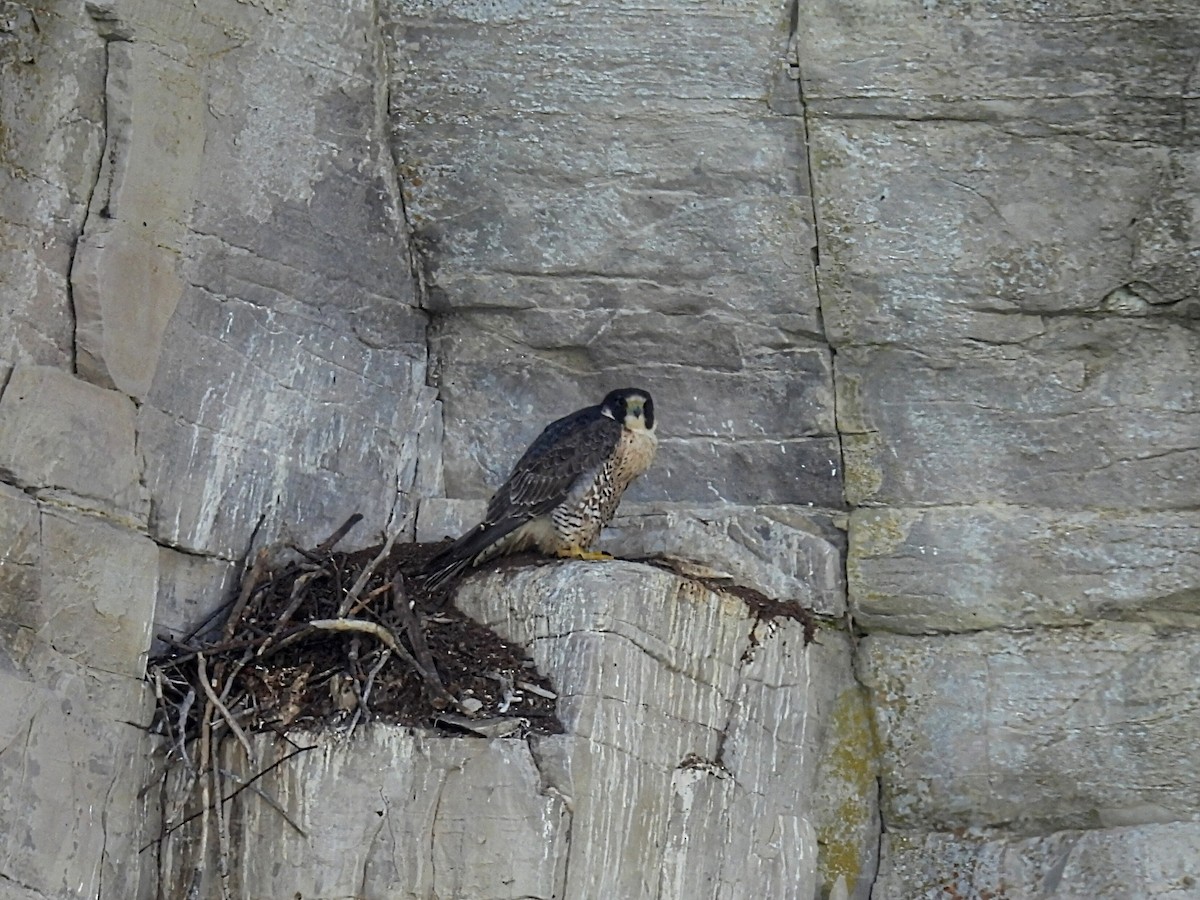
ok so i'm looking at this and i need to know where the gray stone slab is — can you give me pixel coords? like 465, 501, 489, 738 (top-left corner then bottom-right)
390, 0, 784, 117
70, 40, 204, 398
659, 765, 820, 900
836, 320, 1200, 508
875, 822, 1200, 900
851, 506, 1200, 633
0, 3, 104, 369
415, 183, 817, 325
162, 731, 568, 900
432, 310, 832, 410
185, 1, 415, 309
800, 0, 1200, 145
137, 281, 435, 557
54, 0, 433, 559
809, 685, 881, 900
0, 662, 155, 900
415, 497, 480, 541
39, 507, 158, 678
604, 502, 847, 617
389, 0, 801, 268
0, 876, 51, 900
0, 484, 40, 620
860, 626, 1200, 833
811, 118, 1196, 347
0, 365, 148, 521
152, 546, 239, 653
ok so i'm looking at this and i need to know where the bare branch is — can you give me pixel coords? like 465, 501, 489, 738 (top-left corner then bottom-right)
391, 576, 445, 696
337, 530, 400, 617
196, 654, 256, 766
223, 545, 276, 644
314, 513, 363, 555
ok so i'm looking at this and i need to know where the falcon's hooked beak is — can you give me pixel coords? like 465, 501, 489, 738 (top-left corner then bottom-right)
623, 395, 654, 433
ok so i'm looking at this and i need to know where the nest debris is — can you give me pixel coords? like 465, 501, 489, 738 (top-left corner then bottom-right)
149, 514, 564, 755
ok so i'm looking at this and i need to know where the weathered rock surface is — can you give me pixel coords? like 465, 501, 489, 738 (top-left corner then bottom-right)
152, 547, 238, 654
459, 563, 870, 899
0, 653, 155, 900
875, 823, 1200, 900
0, 2, 104, 369
0, 489, 157, 900
0, 365, 148, 522
3, 0, 1199, 894
861, 626, 1200, 833
165, 731, 570, 900
111, 0, 434, 558
37, 507, 158, 677
835, 324, 1199, 510
69, 36, 201, 399
383, 0, 840, 511
850, 505, 1200, 634
799, 0, 1200, 892
1, 1, 437, 896
163, 562, 876, 899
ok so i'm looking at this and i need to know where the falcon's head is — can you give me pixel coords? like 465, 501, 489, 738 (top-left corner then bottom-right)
601, 388, 655, 433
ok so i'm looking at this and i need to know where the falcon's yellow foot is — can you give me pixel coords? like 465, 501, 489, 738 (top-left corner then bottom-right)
556, 545, 613, 561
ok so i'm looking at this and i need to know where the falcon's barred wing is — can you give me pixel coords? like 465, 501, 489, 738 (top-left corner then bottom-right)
421, 404, 622, 587
485, 407, 623, 524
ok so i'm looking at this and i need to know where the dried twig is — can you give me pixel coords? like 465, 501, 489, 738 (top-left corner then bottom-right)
391, 576, 443, 694
337, 530, 399, 617
306, 618, 404, 653
218, 767, 306, 837
277, 570, 322, 627
144, 744, 317, 850
190, 691, 214, 900
182, 595, 238, 644
346, 581, 392, 617
313, 513, 363, 555
197, 654, 256, 766
212, 739, 232, 900
361, 649, 391, 708
223, 545, 276, 644
348, 649, 392, 736
216, 658, 249, 706
157, 634, 266, 667
151, 668, 188, 766
306, 617, 456, 710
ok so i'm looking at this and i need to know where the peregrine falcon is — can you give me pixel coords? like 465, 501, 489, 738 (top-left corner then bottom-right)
421, 387, 658, 588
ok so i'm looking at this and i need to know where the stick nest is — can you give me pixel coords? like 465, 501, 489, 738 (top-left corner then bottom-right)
148, 514, 563, 759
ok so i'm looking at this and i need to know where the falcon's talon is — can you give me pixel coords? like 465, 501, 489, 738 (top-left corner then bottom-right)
556, 547, 613, 561
421, 388, 658, 589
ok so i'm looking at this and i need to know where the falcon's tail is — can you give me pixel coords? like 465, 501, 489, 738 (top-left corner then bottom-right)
420, 519, 523, 590
420, 553, 472, 591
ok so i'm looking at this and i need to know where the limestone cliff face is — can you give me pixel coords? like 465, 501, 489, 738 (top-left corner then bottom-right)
0, 0, 1198, 898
